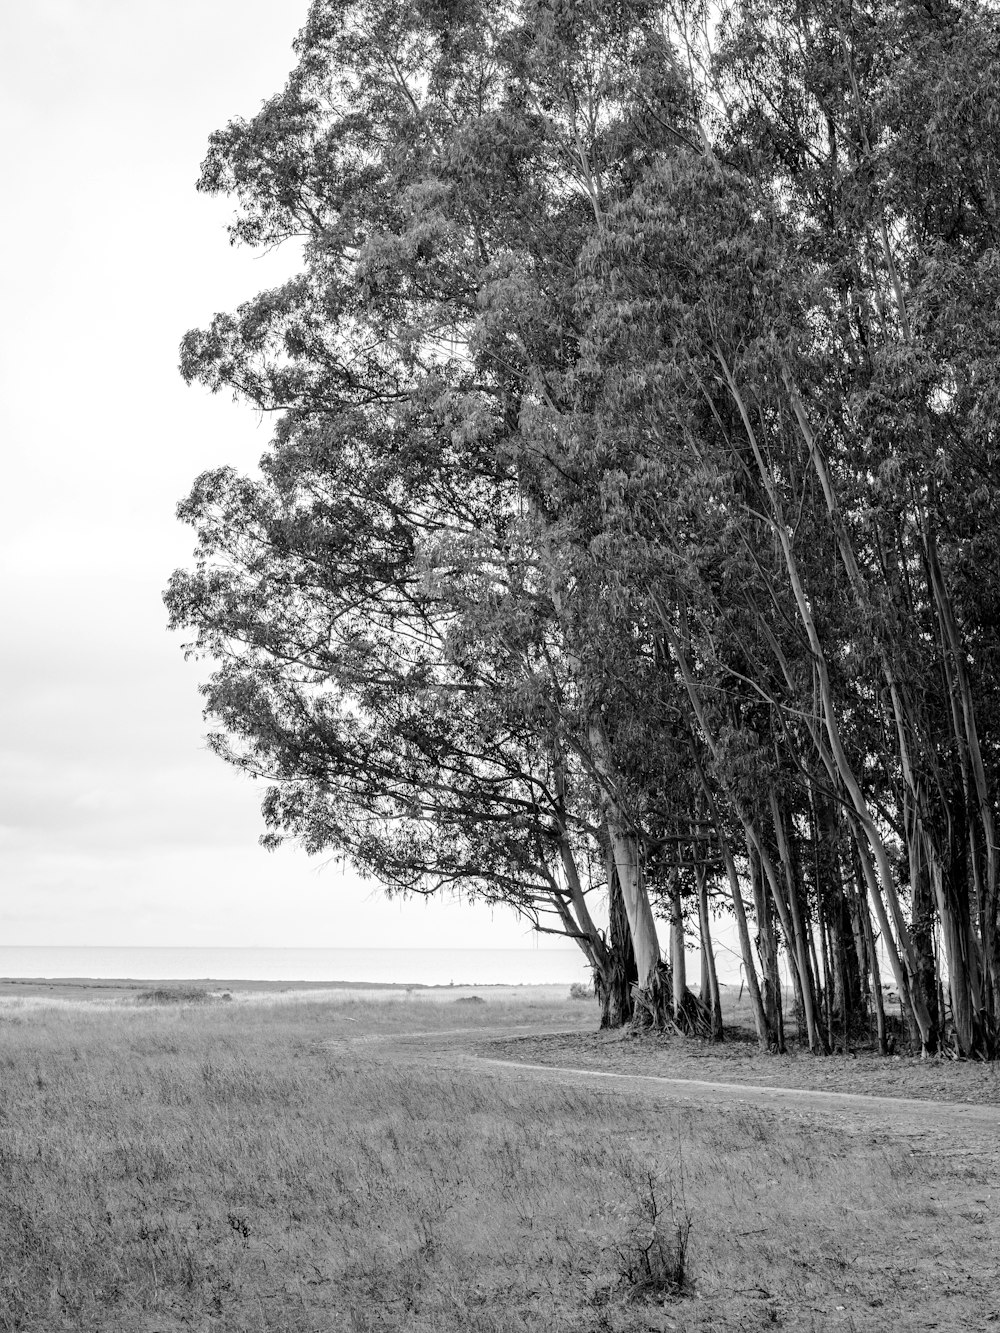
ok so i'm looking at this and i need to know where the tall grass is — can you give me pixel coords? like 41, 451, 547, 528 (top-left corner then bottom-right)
0, 997, 992, 1331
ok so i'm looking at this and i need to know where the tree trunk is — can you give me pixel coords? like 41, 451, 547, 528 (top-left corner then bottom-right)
718, 829, 773, 1049
692, 754, 773, 1048
669, 870, 687, 1019
597, 855, 637, 1029
769, 789, 823, 1051
696, 863, 724, 1041
855, 854, 889, 1055
909, 834, 940, 1054
748, 838, 785, 1052
588, 719, 664, 1003
722, 356, 934, 1048
925, 523, 1000, 1034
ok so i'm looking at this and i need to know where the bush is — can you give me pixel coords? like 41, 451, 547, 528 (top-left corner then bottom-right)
612, 1169, 693, 1302
135, 987, 213, 1006
569, 982, 593, 1001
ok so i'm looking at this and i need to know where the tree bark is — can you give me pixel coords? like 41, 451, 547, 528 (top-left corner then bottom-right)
719, 831, 772, 1048
748, 838, 785, 1052
597, 854, 637, 1029
588, 718, 663, 1002
669, 870, 687, 1019
769, 788, 823, 1052
721, 353, 934, 1048
696, 863, 724, 1040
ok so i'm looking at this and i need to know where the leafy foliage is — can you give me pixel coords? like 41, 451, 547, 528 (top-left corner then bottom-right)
168, 0, 1000, 1052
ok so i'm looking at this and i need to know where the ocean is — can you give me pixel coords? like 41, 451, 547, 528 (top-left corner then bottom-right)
0, 945, 593, 988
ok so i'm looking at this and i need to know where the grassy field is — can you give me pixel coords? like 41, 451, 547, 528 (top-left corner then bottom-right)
0, 991, 996, 1332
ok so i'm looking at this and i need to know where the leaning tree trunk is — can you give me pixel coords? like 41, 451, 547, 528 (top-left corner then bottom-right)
782, 382, 937, 1049
725, 357, 934, 1048
588, 718, 666, 1021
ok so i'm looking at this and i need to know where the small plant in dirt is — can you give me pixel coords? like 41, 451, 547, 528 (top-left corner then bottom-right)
612, 1169, 693, 1302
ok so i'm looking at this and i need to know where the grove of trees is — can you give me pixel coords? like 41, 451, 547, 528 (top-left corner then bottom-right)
166, 0, 1000, 1056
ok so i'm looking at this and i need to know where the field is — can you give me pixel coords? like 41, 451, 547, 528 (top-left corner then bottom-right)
0, 987, 997, 1332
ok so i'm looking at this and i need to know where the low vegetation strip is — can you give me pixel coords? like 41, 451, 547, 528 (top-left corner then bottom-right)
0, 996, 998, 1331
479, 1030, 1000, 1108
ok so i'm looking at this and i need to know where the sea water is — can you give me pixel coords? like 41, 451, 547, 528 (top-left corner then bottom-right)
0, 945, 592, 987
0, 940, 751, 986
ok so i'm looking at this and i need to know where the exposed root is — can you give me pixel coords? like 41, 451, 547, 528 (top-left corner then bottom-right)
629, 964, 716, 1038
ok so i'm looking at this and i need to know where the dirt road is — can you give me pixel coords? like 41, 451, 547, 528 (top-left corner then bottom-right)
340, 1023, 1000, 1152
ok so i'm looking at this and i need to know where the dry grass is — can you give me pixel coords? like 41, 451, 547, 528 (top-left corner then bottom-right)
0, 996, 995, 1331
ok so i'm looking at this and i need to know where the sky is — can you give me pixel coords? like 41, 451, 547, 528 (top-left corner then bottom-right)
0, 0, 580, 956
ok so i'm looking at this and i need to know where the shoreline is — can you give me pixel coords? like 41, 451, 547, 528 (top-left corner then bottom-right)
0, 976, 579, 1003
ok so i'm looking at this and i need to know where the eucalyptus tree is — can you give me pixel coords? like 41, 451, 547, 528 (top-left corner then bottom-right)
167, 433, 628, 1005
710, 0, 1000, 1055
169, 0, 1000, 1054
168, 0, 703, 1023
572, 0, 1000, 1054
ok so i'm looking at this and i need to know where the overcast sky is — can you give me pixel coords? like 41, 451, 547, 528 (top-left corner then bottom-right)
0, 0, 578, 954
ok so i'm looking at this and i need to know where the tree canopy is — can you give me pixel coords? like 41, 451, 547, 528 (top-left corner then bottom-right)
167, 0, 1000, 1054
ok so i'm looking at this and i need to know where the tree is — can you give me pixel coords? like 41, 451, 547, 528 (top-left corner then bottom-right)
170, 0, 1000, 1054
169, 0, 697, 1023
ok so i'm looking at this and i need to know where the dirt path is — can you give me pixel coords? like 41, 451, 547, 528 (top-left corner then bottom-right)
334, 1024, 1000, 1149
318, 1022, 1000, 1330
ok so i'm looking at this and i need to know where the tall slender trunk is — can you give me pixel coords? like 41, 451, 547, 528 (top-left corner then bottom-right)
908, 832, 940, 1053
588, 718, 663, 999
924, 523, 999, 1040
748, 838, 785, 1052
598, 854, 637, 1029
769, 789, 823, 1051
661, 621, 813, 1047
692, 746, 773, 1045
696, 863, 724, 1040
722, 353, 934, 1047
669, 870, 687, 1018
854, 849, 889, 1055
848, 812, 922, 1049
823, 802, 866, 1048
813, 913, 832, 1052
721, 829, 773, 1048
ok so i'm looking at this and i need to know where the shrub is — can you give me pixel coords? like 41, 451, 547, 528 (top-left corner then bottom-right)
135, 987, 213, 1006
569, 982, 593, 1001
612, 1170, 693, 1302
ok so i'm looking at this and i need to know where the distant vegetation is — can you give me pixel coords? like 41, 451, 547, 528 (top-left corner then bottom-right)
168, 0, 1000, 1056
134, 987, 215, 1005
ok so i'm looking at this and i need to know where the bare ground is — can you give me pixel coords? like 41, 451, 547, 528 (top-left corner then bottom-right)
336, 1020, 1000, 1136
478, 1026, 1000, 1107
